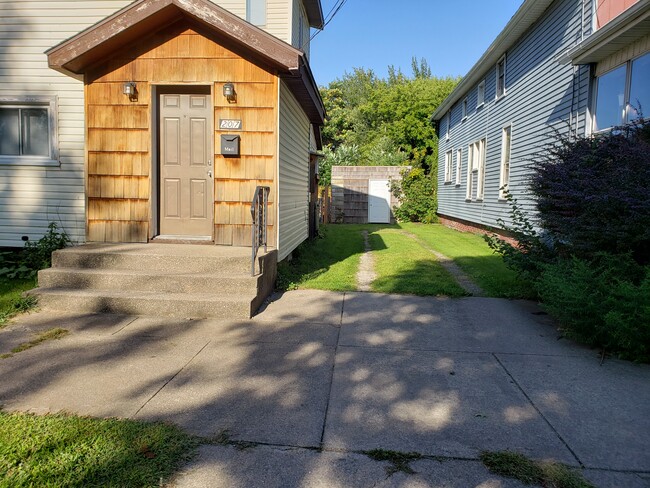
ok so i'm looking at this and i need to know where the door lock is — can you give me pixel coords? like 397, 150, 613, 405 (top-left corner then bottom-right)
207, 170, 213, 178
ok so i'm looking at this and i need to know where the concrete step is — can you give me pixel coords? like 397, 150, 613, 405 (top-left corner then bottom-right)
51, 243, 256, 274
29, 288, 254, 320
38, 268, 260, 295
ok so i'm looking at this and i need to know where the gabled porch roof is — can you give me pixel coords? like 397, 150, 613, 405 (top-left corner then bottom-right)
45, 0, 324, 125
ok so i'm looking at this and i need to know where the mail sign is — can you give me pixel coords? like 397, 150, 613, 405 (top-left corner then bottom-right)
219, 119, 242, 130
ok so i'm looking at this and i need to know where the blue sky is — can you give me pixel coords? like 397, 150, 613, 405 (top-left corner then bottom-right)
310, 0, 523, 86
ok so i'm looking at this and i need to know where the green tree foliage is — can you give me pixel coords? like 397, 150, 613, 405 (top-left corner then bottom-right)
390, 168, 437, 223
319, 59, 459, 174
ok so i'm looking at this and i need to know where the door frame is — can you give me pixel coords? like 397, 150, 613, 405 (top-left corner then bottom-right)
151, 84, 214, 241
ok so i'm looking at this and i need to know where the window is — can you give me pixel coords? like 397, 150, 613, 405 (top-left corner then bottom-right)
246, 0, 266, 26
455, 148, 462, 185
444, 150, 453, 183
0, 97, 57, 165
462, 98, 468, 119
467, 138, 485, 200
445, 112, 450, 140
466, 144, 474, 200
475, 138, 486, 200
496, 55, 506, 98
594, 52, 650, 131
477, 80, 485, 106
499, 126, 512, 199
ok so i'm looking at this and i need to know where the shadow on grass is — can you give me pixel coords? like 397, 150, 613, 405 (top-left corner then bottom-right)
277, 224, 391, 291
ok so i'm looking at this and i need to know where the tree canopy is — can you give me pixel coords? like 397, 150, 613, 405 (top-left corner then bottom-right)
318, 58, 459, 185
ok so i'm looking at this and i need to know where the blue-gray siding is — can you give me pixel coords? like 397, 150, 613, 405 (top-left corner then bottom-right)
437, 0, 592, 230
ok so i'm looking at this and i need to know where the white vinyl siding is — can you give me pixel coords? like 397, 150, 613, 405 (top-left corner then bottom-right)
278, 81, 310, 260
291, 0, 310, 57
0, 0, 133, 247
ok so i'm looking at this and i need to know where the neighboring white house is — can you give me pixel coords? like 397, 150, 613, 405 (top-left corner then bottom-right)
0, 0, 323, 259
431, 0, 649, 233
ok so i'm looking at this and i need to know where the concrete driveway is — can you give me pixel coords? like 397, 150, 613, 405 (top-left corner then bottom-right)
1, 290, 649, 487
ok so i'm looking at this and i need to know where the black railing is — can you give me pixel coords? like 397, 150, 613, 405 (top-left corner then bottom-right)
251, 186, 270, 276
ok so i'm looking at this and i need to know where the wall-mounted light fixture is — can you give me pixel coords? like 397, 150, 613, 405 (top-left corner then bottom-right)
223, 82, 236, 103
123, 82, 138, 102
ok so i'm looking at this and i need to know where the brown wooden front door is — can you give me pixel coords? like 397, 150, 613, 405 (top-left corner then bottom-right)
159, 93, 213, 238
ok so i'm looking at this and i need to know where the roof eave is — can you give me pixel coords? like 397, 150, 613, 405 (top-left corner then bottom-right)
563, 1, 650, 65
431, 0, 555, 121
303, 0, 324, 29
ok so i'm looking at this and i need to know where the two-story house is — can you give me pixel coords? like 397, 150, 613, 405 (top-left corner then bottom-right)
0, 0, 324, 262
432, 0, 649, 234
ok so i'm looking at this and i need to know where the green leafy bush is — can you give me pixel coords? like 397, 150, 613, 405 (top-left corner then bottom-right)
390, 168, 437, 223
0, 222, 71, 279
537, 255, 650, 361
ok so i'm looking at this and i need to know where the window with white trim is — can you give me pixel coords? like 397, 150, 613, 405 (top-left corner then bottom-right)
466, 144, 474, 200
477, 80, 485, 106
455, 148, 462, 186
593, 52, 650, 131
462, 98, 468, 119
246, 0, 266, 26
445, 112, 450, 140
496, 55, 506, 99
475, 138, 486, 199
499, 125, 511, 199
444, 150, 453, 183
0, 97, 57, 165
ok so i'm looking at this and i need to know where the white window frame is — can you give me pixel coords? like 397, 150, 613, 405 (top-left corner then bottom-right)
444, 149, 453, 183
496, 55, 506, 99
462, 98, 468, 120
445, 112, 451, 140
246, 0, 266, 26
475, 138, 486, 200
477, 80, 485, 107
455, 148, 462, 186
466, 144, 474, 200
499, 125, 512, 199
0, 96, 58, 167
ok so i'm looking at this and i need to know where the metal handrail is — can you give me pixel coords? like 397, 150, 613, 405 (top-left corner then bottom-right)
251, 186, 270, 276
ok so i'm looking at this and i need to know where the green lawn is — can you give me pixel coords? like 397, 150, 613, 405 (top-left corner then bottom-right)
369, 228, 467, 297
276, 224, 367, 291
401, 223, 533, 298
0, 411, 199, 488
0, 278, 36, 328
277, 223, 529, 298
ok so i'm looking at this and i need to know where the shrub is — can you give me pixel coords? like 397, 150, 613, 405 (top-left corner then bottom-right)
390, 167, 437, 223
537, 254, 650, 361
0, 222, 71, 279
530, 122, 650, 263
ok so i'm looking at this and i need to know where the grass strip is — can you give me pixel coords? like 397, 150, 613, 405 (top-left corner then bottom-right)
276, 224, 367, 291
11, 327, 69, 355
401, 223, 533, 298
0, 411, 200, 488
369, 228, 467, 297
0, 278, 37, 328
480, 450, 595, 488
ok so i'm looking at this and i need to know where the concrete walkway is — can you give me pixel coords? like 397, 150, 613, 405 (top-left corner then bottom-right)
1, 291, 649, 487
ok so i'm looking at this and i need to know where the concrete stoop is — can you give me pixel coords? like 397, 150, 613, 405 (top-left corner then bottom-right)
30, 243, 277, 319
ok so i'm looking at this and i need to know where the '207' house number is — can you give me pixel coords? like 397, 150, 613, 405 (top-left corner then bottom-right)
219, 119, 242, 130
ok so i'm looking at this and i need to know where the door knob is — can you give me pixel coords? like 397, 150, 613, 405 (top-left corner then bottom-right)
208, 170, 213, 178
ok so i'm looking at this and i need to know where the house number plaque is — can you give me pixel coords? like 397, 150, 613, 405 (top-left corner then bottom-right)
219, 119, 242, 130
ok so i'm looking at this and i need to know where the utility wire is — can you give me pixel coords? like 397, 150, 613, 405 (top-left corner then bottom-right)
309, 0, 349, 43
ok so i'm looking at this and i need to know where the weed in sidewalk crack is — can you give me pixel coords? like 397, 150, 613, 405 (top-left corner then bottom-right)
364, 448, 422, 476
